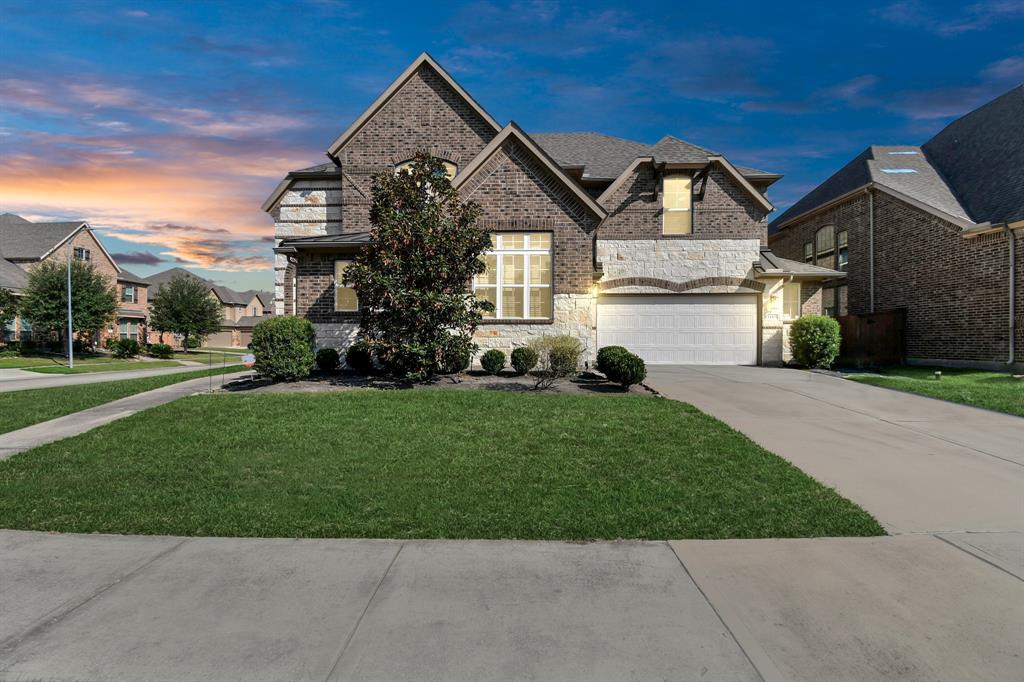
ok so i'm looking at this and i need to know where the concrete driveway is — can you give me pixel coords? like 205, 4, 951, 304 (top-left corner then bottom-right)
647, 365, 1024, 534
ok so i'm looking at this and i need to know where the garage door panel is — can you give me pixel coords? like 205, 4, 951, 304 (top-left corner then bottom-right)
597, 294, 757, 365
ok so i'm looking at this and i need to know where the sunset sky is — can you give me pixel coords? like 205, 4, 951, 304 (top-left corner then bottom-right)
2, 1, 1022, 290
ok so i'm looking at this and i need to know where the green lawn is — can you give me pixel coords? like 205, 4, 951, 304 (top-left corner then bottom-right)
849, 366, 1023, 417
0, 364, 243, 435
0, 354, 116, 369
26, 360, 183, 374
172, 351, 241, 364
0, 390, 883, 540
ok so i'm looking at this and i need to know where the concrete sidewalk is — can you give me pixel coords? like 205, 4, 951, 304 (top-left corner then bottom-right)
0, 371, 248, 460
647, 366, 1024, 534
1, 531, 1020, 681
0, 362, 231, 393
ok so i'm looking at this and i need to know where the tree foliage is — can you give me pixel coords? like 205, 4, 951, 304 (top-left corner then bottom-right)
345, 153, 493, 380
149, 274, 223, 351
0, 288, 17, 334
19, 260, 117, 343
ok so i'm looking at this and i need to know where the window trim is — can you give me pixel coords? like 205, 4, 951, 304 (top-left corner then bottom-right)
803, 242, 814, 263
662, 173, 693, 236
782, 281, 802, 321
473, 232, 553, 320
333, 260, 359, 313
122, 285, 136, 304
73, 246, 91, 262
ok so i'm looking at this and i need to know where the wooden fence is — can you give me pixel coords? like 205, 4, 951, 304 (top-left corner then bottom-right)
837, 309, 906, 367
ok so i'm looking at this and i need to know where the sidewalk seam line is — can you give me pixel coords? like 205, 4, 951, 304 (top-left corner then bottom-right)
932, 534, 1024, 583
666, 541, 768, 682
0, 538, 191, 656
325, 541, 404, 681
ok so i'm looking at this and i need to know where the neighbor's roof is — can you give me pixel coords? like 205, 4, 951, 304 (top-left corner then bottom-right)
255, 291, 274, 308
770, 145, 972, 231
754, 249, 846, 279
0, 258, 27, 292
210, 285, 253, 305
145, 267, 211, 291
0, 213, 87, 260
116, 269, 151, 286
922, 84, 1024, 225
532, 132, 780, 182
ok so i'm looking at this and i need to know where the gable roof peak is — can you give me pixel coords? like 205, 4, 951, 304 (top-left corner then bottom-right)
325, 52, 501, 159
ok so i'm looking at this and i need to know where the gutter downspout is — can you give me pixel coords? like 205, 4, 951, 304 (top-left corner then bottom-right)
868, 189, 875, 313
1009, 227, 1017, 365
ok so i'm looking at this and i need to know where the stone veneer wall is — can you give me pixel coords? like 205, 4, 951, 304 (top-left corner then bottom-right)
473, 294, 596, 363
597, 239, 761, 282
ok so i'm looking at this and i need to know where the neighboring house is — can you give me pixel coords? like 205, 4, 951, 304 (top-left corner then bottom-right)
0, 213, 122, 344
769, 85, 1023, 369
113, 270, 151, 343
145, 267, 272, 348
264, 53, 841, 366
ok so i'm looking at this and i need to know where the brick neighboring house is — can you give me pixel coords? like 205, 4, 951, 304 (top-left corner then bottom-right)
145, 267, 272, 348
0, 213, 135, 345
264, 53, 842, 366
769, 85, 1023, 369
112, 269, 151, 343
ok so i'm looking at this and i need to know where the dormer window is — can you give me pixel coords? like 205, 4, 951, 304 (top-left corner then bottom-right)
662, 173, 692, 235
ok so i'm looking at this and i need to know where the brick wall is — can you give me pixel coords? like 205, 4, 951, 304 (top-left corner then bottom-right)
770, 190, 1022, 364
598, 162, 768, 242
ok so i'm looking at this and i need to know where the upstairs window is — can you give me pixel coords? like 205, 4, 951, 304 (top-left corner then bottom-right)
782, 282, 801, 320
815, 226, 834, 267
474, 232, 552, 319
837, 230, 849, 272
73, 247, 91, 261
121, 285, 136, 303
334, 261, 359, 312
395, 159, 457, 181
803, 242, 813, 263
662, 173, 693, 235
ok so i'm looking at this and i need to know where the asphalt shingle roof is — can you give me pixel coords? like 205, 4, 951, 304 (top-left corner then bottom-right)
531, 132, 727, 180
0, 214, 85, 260
922, 85, 1024, 225
0, 258, 27, 292
117, 269, 151, 286
145, 267, 212, 292
211, 285, 254, 306
770, 145, 971, 231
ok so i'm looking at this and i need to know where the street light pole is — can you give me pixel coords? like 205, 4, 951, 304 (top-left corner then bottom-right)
67, 246, 74, 369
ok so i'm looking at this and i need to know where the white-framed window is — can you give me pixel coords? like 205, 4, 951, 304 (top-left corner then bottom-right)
837, 230, 849, 272
473, 232, 552, 319
782, 282, 801, 320
662, 173, 693, 235
334, 260, 358, 312
803, 242, 813, 263
815, 226, 834, 267
73, 247, 91, 261
121, 285, 136, 303
119, 319, 139, 341
395, 158, 457, 181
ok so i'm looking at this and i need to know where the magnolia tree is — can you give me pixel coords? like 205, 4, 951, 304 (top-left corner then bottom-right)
149, 273, 223, 352
19, 260, 117, 346
345, 153, 493, 380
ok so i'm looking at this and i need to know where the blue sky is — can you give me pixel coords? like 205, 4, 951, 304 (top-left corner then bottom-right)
2, 0, 1022, 291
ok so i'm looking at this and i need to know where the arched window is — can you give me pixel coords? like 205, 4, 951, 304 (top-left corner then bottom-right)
394, 159, 457, 181
815, 225, 835, 267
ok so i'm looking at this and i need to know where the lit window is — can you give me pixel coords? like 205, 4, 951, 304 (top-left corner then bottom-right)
837, 230, 849, 272
815, 226, 835, 267
662, 173, 692, 235
334, 261, 358, 312
395, 159, 457, 181
73, 247, 91, 261
803, 242, 813, 263
473, 232, 552, 319
782, 282, 801, 320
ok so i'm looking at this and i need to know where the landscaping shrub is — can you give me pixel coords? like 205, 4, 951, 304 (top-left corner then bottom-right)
789, 314, 842, 369
315, 347, 340, 373
251, 316, 316, 381
345, 341, 374, 374
530, 335, 583, 389
436, 342, 472, 376
148, 343, 173, 359
603, 350, 647, 388
184, 336, 201, 349
510, 346, 538, 375
480, 349, 506, 375
596, 345, 629, 376
111, 338, 140, 359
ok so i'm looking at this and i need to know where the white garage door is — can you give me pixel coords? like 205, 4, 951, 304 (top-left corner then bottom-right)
597, 294, 758, 365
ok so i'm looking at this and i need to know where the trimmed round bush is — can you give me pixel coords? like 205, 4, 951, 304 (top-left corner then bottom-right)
184, 336, 201, 349
436, 344, 471, 375
112, 338, 140, 359
607, 351, 647, 388
480, 349, 506, 375
510, 346, 538, 375
596, 345, 629, 376
251, 316, 316, 381
148, 343, 173, 359
315, 347, 340, 373
345, 341, 374, 374
789, 314, 841, 369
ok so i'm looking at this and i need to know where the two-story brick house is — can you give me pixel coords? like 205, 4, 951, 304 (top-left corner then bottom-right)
769, 85, 1023, 369
264, 53, 842, 366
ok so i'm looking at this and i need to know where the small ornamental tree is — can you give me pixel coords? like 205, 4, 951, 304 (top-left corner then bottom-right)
345, 152, 493, 381
19, 259, 117, 345
0, 288, 17, 339
149, 273, 223, 352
